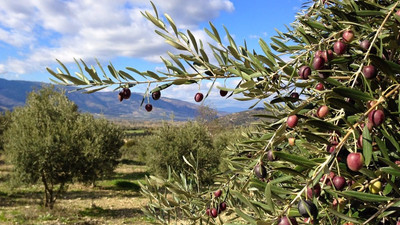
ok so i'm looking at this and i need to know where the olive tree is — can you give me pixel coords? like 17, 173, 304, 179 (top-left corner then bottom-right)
4, 87, 123, 208
4, 86, 81, 208
0, 111, 11, 152
140, 122, 219, 185
74, 113, 124, 186
47, 0, 400, 224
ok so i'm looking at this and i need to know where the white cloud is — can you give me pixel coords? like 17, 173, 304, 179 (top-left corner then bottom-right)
0, 64, 6, 74
0, 0, 234, 75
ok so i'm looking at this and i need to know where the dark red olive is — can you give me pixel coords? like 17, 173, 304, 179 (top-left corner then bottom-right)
326, 142, 337, 153
298, 66, 311, 79
360, 40, 370, 51
307, 183, 321, 199
211, 208, 218, 218
298, 200, 318, 218
333, 176, 346, 190
145, 104, 153, 112
342, 30, 354, 43
362, 65, 377, 79
357, 135, 363, 148
315, 83, 324, 91
122, 88, 131, 99
313, 56, 325, 70
152, 91, 161, 100
220, 90, 228, 97
320, 172, 335, 186
316, 50, 333, 62
214, 190, 222, 198
267, 150, 277, 161
206, 208, 210, 216
287, 115, 298, 128
219, 202, 227, 212
347, 153, 364, 171
254, 164, 267, 179
278, 216, 298, 225
368, 109, 385, 126
317, 105, 329, 118
333, 41, 347, 55
118, 92, 124, 102
194, 93, 204, 102
290, 92, 299, 100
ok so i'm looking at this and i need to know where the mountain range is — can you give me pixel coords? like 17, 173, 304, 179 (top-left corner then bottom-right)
0, 78, 203, 121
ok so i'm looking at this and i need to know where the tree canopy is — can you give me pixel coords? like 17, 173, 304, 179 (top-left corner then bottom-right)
4, 86, 123, 208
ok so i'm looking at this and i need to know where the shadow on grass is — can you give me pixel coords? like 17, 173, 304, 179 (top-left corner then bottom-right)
62, 189, 141, 200
112, 171, 149, 181
0, 176, 7, 183
119, 159, 145, 166
79, 206, 143, 218
103, 180, 141, 192
0, 190, 43, 207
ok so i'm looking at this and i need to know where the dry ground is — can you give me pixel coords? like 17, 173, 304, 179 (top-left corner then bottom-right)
0, 156, 155, 225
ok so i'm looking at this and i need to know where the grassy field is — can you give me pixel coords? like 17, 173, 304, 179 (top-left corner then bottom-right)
0, 155, 155, 225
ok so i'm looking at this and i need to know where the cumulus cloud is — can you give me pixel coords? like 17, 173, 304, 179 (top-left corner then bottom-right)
0, 0, 234, 75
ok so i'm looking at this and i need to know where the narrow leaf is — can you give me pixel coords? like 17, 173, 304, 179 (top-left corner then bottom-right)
362, 126, 373, 166
265, 183, 275, 214
274, 152, 317, 168
231, 190, 260, 217
336, 190, 393, 202
234, 208, 257, 224
333, 87, 373, 101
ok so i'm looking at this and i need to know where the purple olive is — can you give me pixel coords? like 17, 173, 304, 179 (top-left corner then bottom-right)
368, 109, 385, 127
298, 66, 311, 79
362, 65, 377, 79
313, 56, 325, 70
333, 41, 347, 55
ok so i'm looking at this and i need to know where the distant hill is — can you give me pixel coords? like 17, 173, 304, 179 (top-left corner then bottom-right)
215, 107, 271, 127
0, 78, 201, 121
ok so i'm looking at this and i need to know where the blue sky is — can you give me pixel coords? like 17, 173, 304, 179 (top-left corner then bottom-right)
0, 0, 308, 111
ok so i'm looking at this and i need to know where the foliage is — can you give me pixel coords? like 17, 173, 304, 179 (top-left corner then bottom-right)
4, 86, 80, 208
4, 87, 123, 208
140, 122, 219, 185
74, 114, 124, 186
47, 0, 400, 224
0, 111, 11, 152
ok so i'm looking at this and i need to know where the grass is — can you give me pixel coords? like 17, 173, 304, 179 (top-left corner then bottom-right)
0, 154, 156, 225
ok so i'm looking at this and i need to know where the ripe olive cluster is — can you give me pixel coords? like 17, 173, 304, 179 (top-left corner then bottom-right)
260, 25, 394, 224
205, 189, 228, 219
117, 88, 161, 112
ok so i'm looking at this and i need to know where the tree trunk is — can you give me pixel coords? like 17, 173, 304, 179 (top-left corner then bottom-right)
41, 171, 50, 208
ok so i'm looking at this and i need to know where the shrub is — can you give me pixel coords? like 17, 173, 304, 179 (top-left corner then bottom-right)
4, 87, 124, 207
74, 114, 124, 186
0, 111, 11, 153
142, 122, 219, 185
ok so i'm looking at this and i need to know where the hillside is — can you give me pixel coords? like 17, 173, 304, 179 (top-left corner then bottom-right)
215, 107, 271, 127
